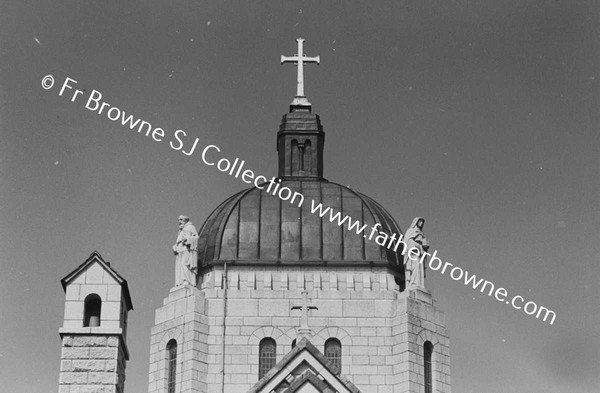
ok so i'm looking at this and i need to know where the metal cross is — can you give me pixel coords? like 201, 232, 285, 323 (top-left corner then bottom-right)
291, 290, 318, 336
281, 38, 320, 98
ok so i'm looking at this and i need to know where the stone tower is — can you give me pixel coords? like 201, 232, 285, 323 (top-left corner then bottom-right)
58, 251, 133, 393
148, 39, 451, 393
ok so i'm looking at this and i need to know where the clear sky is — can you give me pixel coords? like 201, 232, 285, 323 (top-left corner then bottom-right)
1, 1, 599, 392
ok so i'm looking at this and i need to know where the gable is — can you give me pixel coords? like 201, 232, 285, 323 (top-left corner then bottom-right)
61, 251, 133, 310
248, 338, 360, 393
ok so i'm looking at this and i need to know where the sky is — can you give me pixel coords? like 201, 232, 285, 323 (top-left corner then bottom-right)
1, 1, 599, 392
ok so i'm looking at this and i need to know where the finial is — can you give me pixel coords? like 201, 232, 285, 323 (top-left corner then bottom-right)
281, 38, 320, 108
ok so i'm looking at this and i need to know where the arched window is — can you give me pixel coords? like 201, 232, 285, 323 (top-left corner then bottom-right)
324, 338, 342, 371
167, 340, 177, 393
259, 338, 276, 379
291, 139, 299, 174
424, 341, 433, 393
291, 339, 296, 349
304, 139, 312, 173
83, 294, 101, 327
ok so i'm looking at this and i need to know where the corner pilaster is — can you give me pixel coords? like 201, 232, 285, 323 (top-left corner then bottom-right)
391, 288, 451, 393
148, 285, 209, 393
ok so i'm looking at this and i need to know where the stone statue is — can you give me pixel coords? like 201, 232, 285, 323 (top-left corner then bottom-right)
403, 217, 430, 289
172, 215, 199, 287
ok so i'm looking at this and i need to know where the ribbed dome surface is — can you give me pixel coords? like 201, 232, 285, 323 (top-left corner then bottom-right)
197, 179, 404, 273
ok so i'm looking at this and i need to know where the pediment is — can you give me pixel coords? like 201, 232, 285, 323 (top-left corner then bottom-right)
247, 338, 360, 393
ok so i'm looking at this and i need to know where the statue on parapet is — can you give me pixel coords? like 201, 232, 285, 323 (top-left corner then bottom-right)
403, 217, 430, 289
172, 215, 199, 287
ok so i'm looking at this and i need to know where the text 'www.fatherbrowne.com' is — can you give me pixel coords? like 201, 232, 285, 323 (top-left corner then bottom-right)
309, 200, 557, 326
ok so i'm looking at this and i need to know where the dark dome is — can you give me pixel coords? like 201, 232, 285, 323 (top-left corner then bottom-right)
197, 179, 405, 275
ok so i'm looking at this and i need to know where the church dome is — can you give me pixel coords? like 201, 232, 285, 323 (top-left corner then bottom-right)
197, 85, 405, 282
197, 179, 405, 275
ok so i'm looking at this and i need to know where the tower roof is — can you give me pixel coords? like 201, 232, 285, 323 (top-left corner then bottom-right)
61, 250, 133, 311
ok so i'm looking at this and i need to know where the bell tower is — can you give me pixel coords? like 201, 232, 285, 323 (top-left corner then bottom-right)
58, 251, 133, 393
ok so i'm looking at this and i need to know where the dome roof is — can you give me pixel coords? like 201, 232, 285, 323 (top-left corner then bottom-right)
197, 179, 405, 275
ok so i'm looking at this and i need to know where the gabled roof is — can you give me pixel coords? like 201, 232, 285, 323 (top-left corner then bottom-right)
247, 338, 360, 393
60, 251, 133, 310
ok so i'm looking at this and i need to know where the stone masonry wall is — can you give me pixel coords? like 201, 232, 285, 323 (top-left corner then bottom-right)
148, 267, 451, 393
148, 286, 209, 393
59, 335, 126, 393
391, 289, 451, 393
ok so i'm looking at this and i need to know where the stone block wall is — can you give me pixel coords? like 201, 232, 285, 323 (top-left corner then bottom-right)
58, 335, 126, 393
148, 286, 209, 393
391, 289, 451, 393
148, 267, 451, 393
